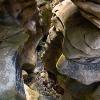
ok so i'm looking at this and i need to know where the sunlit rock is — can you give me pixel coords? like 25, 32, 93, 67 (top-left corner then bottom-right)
24, 84, 39, 100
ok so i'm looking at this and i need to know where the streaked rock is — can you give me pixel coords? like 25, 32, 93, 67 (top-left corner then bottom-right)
0, 47, 26, 100
53, 0, 100, 85
57, 54, 100, 85
0, 22, 28, 99
24, 84, 39, 100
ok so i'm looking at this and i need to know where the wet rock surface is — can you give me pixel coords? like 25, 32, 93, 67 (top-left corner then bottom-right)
57, 56, 100, 85
1, 0, 100, 100
0, 48, 25, 99
0, 23, 28, 100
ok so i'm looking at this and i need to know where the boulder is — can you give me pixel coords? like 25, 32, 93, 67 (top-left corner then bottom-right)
0, 47, 26, 99
65, 11, 100, 56
57, 54, 100, 85
53, 0, 100, 84
0, 23, 28, 99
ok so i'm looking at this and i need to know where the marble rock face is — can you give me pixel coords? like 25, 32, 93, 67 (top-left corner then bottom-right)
0, 23, 28, 99
57, 56, 100, 85
0, 47, 26, 100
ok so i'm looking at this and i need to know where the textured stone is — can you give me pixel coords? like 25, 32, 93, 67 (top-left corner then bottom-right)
92, 86, 100, 100
0, 22, 28, 99
36, 0, 46, 6
63, 33, 89, 58
68, 81, 99, 99
52, 0, 100, 58
39, 96, 57, 100
85, 31, 100, 49
24, 84, 39, 100
71, 0, 100, 28
53, 0, 100, 85
57, 55, 100, 85
65, 11, 100, 56
0, 24, 24, 41
52, 0, 77, 33
0, 47, 26, 99
0, 0, 44, 99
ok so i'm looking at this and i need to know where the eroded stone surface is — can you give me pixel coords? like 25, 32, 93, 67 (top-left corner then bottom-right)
57, 55, 100, 85
24, 84, 39, 100
0, 47, 25, 99
52, 0, 100, 85
0, 22, 28, 100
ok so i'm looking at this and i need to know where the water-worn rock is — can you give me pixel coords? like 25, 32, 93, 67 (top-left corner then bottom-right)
24, 84, 39, 100
71, 0, 100, 28
0, 20, 28, 99
0, 2, 25, 99
53, 0, 100, 85
0, 47, 25, 99
85, 32, 100, 49
65, 11, 100, 57
57, 54, 100, 85
16, 0, 43, 70
52, 0, 77, 34
53, 0, 100, 58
